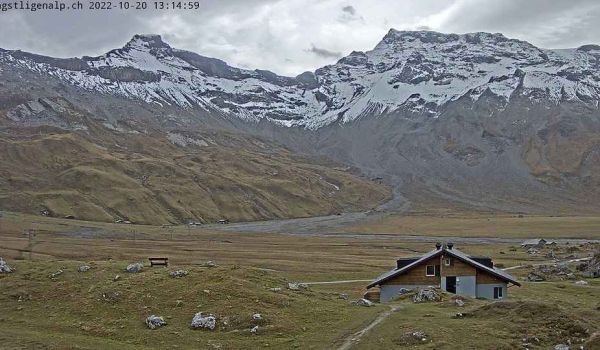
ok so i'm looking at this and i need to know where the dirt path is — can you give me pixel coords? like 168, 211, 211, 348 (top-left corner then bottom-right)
302, 279, 372, 285
338, 305, 401, 350
503, 256, 592, 271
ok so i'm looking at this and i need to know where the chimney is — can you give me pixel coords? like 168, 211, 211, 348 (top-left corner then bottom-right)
447, 242, 454, 250
435, 242, 442, 250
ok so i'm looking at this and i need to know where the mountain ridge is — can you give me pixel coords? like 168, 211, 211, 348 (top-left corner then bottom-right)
3, 29, 600, 130
1, 29, 600, 215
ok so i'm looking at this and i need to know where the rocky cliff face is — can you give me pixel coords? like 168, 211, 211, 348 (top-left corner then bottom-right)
1, 30, 599, 213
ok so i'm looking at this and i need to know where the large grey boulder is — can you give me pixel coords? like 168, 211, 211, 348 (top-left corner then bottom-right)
191, 312, 216, 330
145, 315, 167, 329
0, 258, 13, 273
126, 263, 144, 273
412, 288, 441, 303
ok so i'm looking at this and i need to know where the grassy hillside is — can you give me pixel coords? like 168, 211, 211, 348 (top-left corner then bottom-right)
0, 127, 389, 225
0, 213, 599, 349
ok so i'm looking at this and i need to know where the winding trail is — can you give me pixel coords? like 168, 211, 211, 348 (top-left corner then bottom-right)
337, 305, 401, 350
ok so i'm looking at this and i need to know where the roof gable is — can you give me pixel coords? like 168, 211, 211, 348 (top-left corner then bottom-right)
367, 247, 521, 288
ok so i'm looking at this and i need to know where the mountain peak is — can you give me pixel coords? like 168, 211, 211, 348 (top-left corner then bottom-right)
124, 34, 171, 50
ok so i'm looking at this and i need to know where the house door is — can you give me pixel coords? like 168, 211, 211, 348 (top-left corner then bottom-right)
446, 276, 457, 294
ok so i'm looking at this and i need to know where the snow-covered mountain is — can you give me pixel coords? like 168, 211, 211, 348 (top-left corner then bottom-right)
2, 30, 600, 129
2, 30, 600, 214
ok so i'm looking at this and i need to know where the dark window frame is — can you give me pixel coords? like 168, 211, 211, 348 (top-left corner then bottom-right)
426, 265, 436, 276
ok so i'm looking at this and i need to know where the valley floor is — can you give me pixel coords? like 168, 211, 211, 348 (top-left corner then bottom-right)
0, 212, 599, 349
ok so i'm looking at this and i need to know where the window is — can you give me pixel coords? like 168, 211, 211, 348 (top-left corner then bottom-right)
426, 265, 437, 276
493, 287, 503, 299
444, 258, 452, 266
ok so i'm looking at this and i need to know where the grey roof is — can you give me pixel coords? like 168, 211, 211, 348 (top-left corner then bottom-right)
367, 247, 521, 289
367, 248, 441, 289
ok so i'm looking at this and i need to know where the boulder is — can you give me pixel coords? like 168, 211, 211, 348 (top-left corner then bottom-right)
338, 293, 349, 300
396, 330, 429, 345
527, 272, 546, 282
397, 288, 411, 296
126, 263, 144, 273
251, 325, 259, 334
454, 298, 465, 307
287, 282, 308, 290
0, 258, 13, 273
574, 280, 589, 285
191, 312, 216, 330
145, 315, 167, 329
49, 269, 64, 278
554, 344, 569, 350
113, 274, 121, 281
413, 288, 441, 303
169, 270, 189, 278
78, 265, 91, 272
270, 287, 282, 292
252, 313, 262, 321
205, 261, 217, 268
354, 298, 374, 307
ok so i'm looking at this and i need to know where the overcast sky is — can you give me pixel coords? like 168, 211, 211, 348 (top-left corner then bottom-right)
2, 0, 600, 76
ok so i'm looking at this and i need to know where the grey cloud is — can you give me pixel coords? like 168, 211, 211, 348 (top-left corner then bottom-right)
1, 0, 600, 75
342, 5, 356, 15
306, 44, 342, 59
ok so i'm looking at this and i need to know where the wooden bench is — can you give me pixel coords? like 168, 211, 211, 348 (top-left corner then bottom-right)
149, 257, 169, 267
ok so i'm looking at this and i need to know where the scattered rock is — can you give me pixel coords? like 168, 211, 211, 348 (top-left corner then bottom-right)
252, 313, 262, 321
0, 258, 13, 273
354, 298, 374, 307
101, 291, 121, 303
269, 287, 282, 292
203, 289, 211, 294
78, 265, 91, 272
113, 274, 121, 282
175, 300, 184, 307
554, 344, 569, 350
145, 315, 167, 329
453, 312, 464, 318
527, 248, 539, 255
582, 253, 600, 278
287, 282, 308, 290
169, 270, 189, 278
454, 299, 465, 307
397, 287, 411, 295
574, 280, 588, 286
251, 325, 259, 334
49, 269, 63, 279
412, 288, 441, 303
395, 330, 429, 345
126, 263, 144, 273
338, 293, 349, 300
191, 312, 216, 330
527, 272, 546, 282
205, 261, 217, 268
